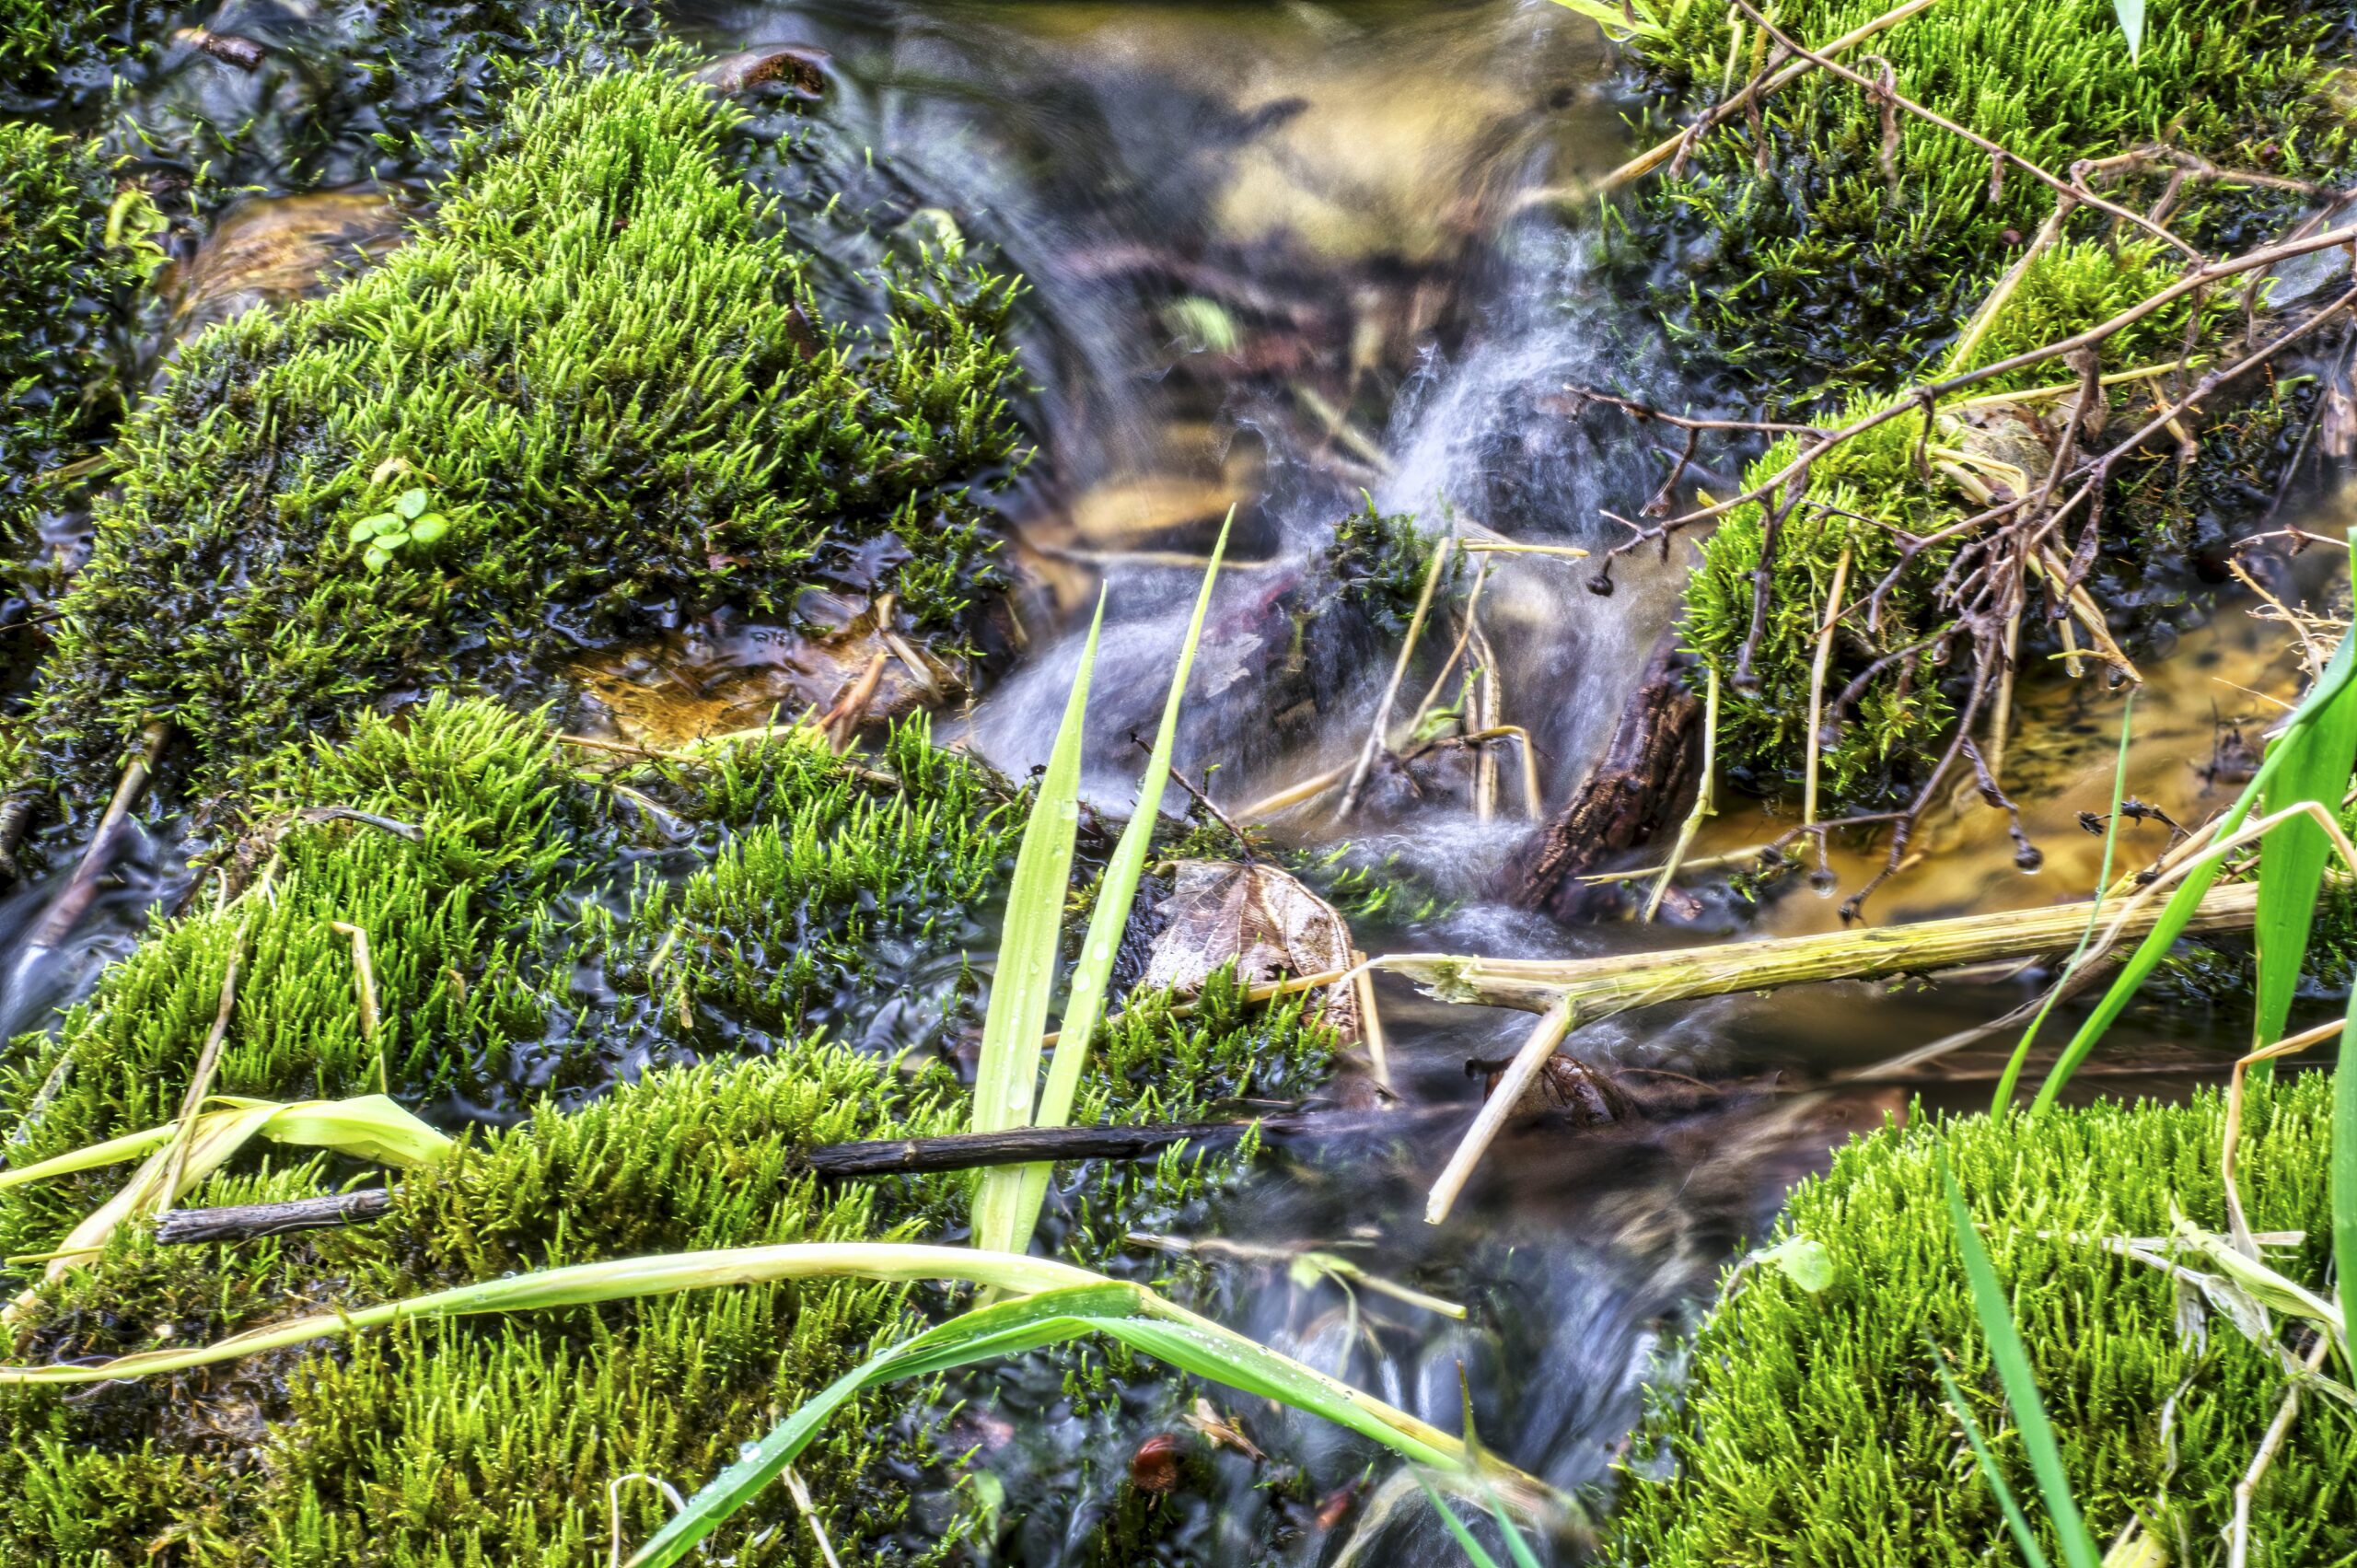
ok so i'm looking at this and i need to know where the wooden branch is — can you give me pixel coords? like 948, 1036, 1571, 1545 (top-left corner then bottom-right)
155, 1188, 393, 1244
153, 1111, 1460, 1244
1396, 877, 2270, 1224
1513, 633, 1701, 916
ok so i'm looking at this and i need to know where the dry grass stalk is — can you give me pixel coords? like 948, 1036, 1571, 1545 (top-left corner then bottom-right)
1338, 535, 1455, 819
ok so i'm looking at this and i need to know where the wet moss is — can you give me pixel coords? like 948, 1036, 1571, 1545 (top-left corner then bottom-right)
31, 60, 1025, 809
1618, 2, 2343, 802
0, 124, 145, 563
1678, 234, 2299, 801
1327, 496, 1449, 632
0, 0, 157, 105
1608, 1076, 2357, 1566
1632, 0, 2339, 401
0, 694, 1340, 1563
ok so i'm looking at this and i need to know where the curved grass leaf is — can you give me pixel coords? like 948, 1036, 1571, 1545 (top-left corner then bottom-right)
981, 512, 1231, 1257
2338, 988, 2357, 1374
967, 593, 1106, 1254
0, 1244, 1106, 1384
621, 1270, 1527, 1566
1932, 1352, 2053, 1568
623, 1284, 1147, 1568
2034, 620, 2357, 1111
1944, 1165, 2100, 1568
1994, 693, 2133, 1115
2252, 642, 2357, 1070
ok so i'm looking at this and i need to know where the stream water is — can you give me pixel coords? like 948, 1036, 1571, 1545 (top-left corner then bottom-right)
3, 2, 2332, 1562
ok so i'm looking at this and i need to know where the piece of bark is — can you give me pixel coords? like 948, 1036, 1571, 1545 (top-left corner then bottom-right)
1512, 632, 1701, 919
155, 1188, 392, 1245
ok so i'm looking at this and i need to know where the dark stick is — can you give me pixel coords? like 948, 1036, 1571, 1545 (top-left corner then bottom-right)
153, 1111, 1463, 1244
800, 1109, 1443, 1177
155, 1188, 394, 1245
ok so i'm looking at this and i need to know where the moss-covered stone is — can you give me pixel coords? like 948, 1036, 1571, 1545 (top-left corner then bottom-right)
1679, 238, 2235, 800
30, 60, 1025, 810
1608, 1077, 2357, 1566
0, 695, 1338, 1563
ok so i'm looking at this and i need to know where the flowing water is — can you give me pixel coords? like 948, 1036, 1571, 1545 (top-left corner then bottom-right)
5, 2, 2329, 1562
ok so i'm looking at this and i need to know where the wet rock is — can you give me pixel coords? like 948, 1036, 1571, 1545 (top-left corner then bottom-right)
693, 44, 829, 99
173, 28, 265, 70
162, 191, 407, 346
570, 593, 960, 750
1138, 859, 1359, 1041
1473, 1052, 1636, 1124
1069, 473, 1246, 549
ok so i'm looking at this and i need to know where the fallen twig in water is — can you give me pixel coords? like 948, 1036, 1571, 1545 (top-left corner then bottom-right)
1380, 878, 2274, 1223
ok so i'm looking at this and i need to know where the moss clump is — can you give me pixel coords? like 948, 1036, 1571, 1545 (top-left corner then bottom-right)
1327, 497, 1446, 631
581, 724, 1016, 1048
32, 60, 1025, 807
0, 693, 1339, 1562
4, 1049, 977, 1565
0, 125, 144, 558
0, 0, 157, 103
1633, 0, 2338, 400
1678, 233, 2287, 801
1621, 1, 2341, 802
1608, 1077, 2357, 1566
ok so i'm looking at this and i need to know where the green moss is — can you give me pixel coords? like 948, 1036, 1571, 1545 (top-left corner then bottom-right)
1327, 496, 1448, 631
1632, 0, 2338, 400
31, 60, 1025, 808
0, 693, 1339, 1562
1608, 1077, 2357, 1566
0, 124, 144, 558
4, 1049, 978, 1566
0, 0, 156, 102
1677, 234, 2284, 802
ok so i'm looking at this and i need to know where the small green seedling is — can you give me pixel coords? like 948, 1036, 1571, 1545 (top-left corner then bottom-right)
345, 486, 452, 571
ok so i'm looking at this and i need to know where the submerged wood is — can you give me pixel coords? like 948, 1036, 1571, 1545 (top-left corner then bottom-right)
1514, 633, 1701, 916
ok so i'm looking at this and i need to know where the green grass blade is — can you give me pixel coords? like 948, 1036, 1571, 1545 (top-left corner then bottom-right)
0, 1243, 1108, 1385
2338, 986, 2357, 1377
1994, 692, 2135, 1116
1417, 1476, 1504, 1568
625, 1284, 1148, 1568
1093, 1310, 1465, 1471
632, 1270, 1543, 1564
1944, 1165, 2099, 1568
2035, 622, 2357, 1111
982, 511, 1232, 1255
1932, 1353, 2054, 1568
1488, 1493, 1545, 1568
2251, 657, 2357, 1070
968, 593, 1107, 1253
2112, 0, 2144, 61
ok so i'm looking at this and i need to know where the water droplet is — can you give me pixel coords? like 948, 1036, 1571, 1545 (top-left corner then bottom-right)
738, 1441, 761, 1462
